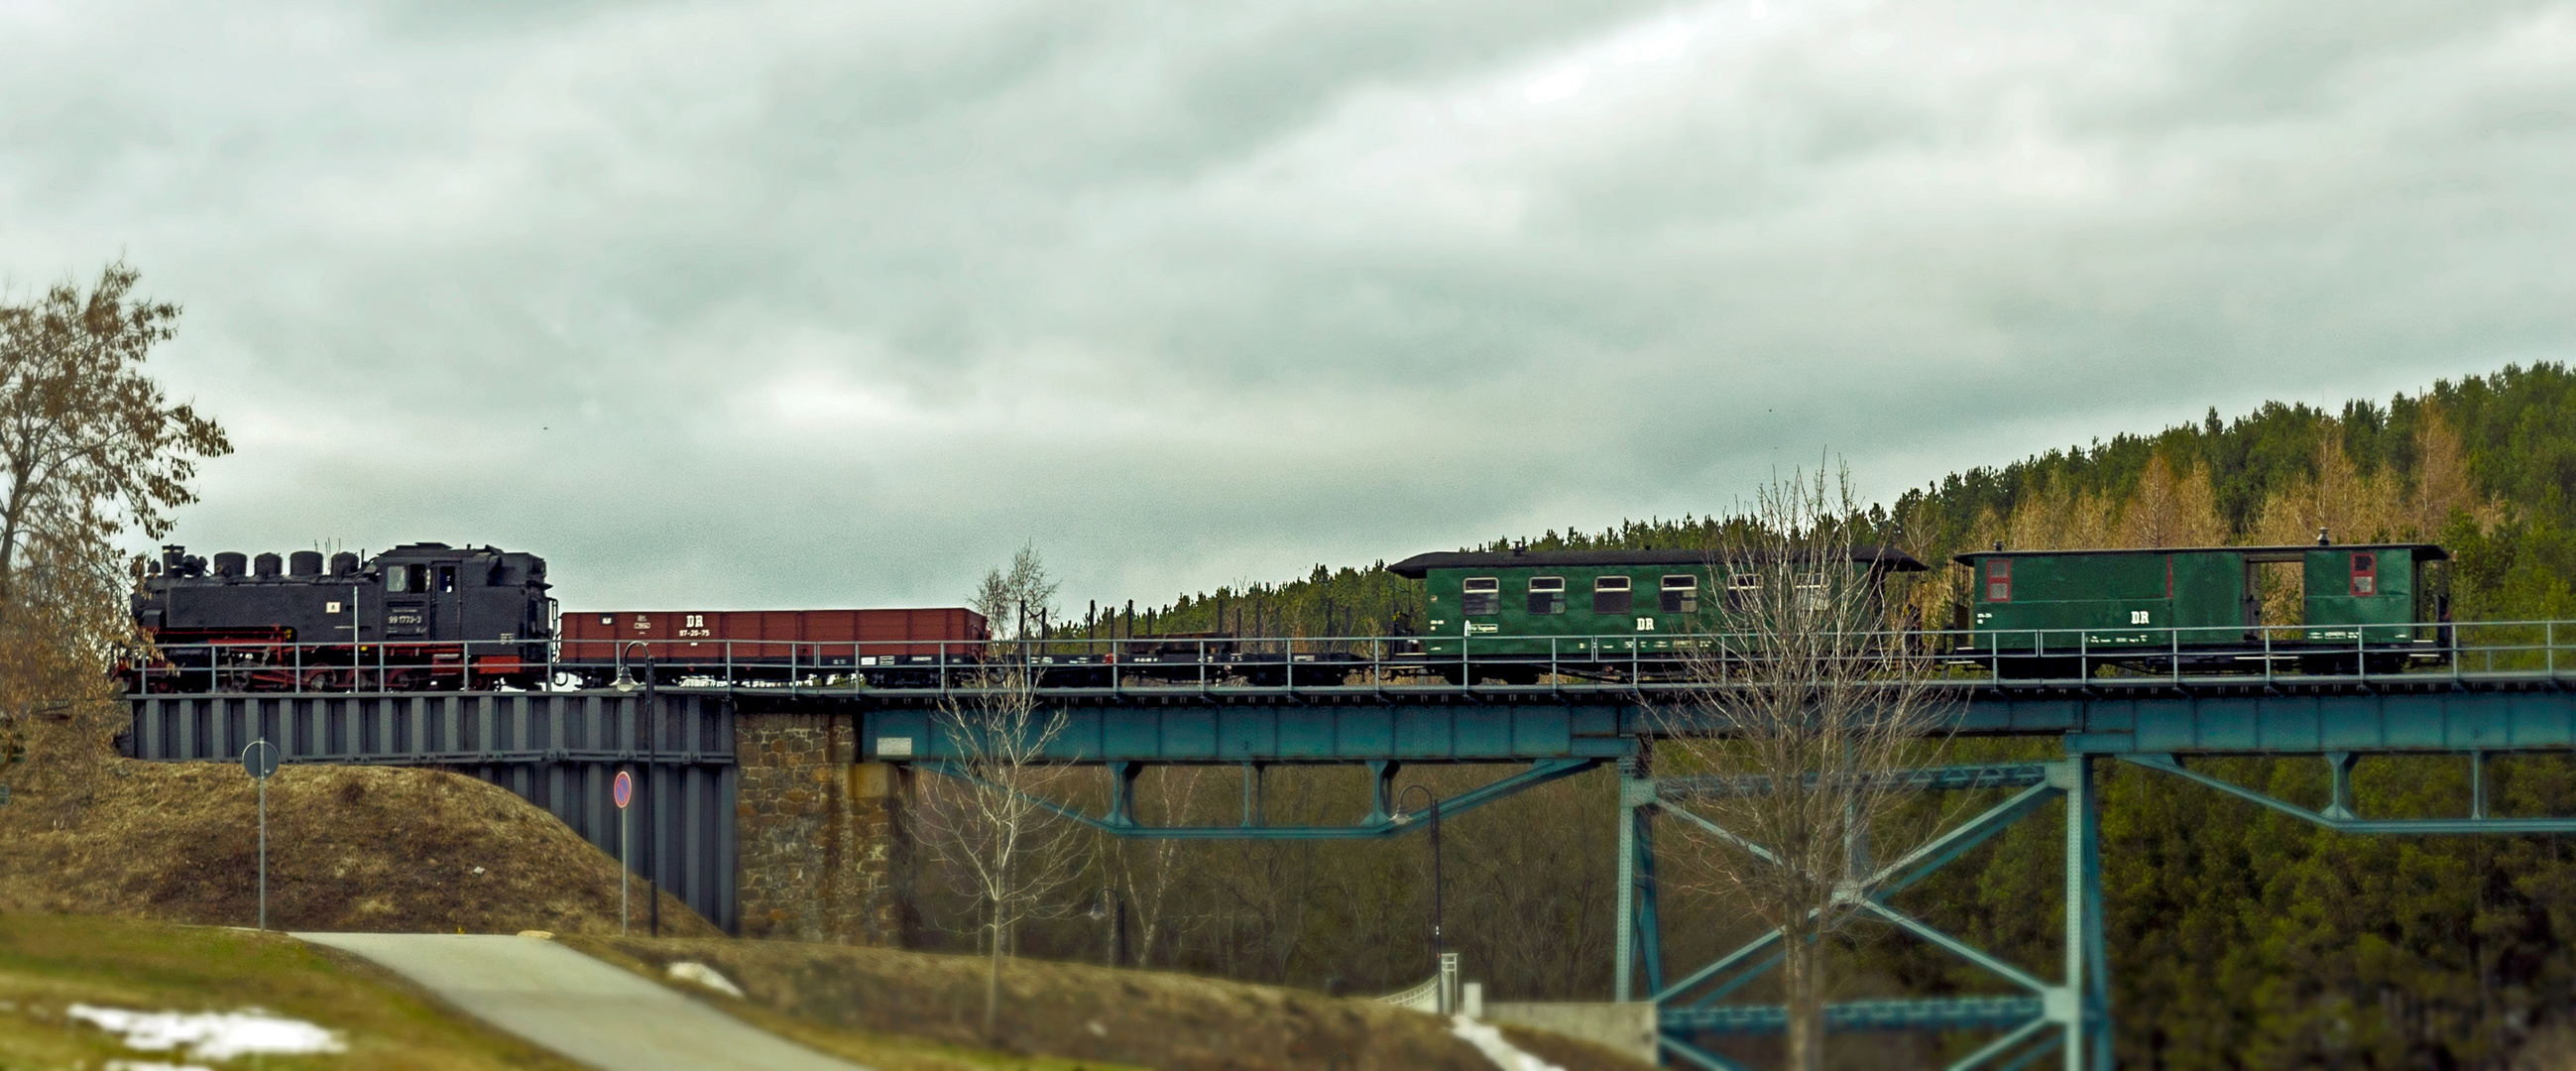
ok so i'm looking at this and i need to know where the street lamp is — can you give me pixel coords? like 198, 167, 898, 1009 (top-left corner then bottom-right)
613, 641, 658, 936
1393, 782, 1446, 1012
612, 640, 648, 693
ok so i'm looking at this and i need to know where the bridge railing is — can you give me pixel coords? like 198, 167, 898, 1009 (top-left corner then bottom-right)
119, 618, 2573, 695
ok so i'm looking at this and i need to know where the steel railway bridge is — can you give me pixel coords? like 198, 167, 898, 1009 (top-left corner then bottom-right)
122, 627, 2576, 1070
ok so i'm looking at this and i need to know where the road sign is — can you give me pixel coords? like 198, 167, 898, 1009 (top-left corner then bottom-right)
614, 771, 633, 809
242, 739, 280, 779
241, 739, 278, 931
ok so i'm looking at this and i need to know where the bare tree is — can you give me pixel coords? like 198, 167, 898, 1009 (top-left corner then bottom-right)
920, 661, 1087, 1041
974, 541, 1060, 641
1655, 466, 1954, 1071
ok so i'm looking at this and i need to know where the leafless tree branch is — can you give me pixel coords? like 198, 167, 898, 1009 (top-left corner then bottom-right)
1654, 463, 1957, 1071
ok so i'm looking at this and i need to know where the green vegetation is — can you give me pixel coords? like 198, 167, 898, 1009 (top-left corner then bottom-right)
0, 912, 581, 1070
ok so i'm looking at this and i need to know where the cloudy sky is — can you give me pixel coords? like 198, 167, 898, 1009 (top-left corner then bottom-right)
5, 0, 2572, 612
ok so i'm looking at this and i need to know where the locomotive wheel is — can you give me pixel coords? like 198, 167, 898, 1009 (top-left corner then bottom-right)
302, 668, 347, 692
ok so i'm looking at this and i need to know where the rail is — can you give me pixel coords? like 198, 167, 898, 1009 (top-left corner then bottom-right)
121, 619, 2565, 696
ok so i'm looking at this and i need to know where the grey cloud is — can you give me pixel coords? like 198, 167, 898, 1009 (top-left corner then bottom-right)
2, 0, 2571, 610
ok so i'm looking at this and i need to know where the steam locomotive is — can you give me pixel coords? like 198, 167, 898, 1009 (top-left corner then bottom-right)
131, 542, 554, 691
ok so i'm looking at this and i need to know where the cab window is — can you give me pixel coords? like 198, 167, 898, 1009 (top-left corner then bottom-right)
1462, 577, 1501, 616
1527, 576, 1566, 615
1660, 574, 1698, 614
1593, 575, 1633, 615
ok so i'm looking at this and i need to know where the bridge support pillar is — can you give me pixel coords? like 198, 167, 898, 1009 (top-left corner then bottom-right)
734, 711, 914, 946
2059, 757, 2112, 1071
1615, 754, 1663, 1004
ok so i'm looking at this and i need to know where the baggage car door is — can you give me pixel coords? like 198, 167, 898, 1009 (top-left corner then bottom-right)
2304, 548, 2411, 645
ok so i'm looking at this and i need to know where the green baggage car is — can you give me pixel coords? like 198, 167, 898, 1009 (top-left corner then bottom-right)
1387, 547, 1928, 682
1952, 542, 2449, 676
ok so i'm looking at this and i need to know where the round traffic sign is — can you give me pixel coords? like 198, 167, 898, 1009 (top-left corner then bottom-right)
241, 739, 280, 779
613, 771, 633, 809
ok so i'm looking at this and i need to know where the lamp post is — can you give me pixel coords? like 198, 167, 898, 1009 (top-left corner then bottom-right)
613, 641, 658, 936
1394, 783, 1446, 1012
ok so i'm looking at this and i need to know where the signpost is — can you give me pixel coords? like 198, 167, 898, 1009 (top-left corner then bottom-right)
613, 770, 634, 935
241, 739, 280, 929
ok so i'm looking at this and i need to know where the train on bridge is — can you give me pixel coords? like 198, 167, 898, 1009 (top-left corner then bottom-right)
126, 535, 2456, 692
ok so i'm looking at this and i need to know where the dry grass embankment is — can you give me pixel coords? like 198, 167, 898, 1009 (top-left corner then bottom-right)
0, 912, 584, 1070
567, 935, 1655, 1071
0, 757, 714, 936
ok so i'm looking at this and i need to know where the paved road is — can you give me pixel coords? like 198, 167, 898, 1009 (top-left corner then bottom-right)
296, 932, 869, 1071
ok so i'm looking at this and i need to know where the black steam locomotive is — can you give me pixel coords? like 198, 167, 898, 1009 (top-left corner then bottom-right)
131, 542, 553, 691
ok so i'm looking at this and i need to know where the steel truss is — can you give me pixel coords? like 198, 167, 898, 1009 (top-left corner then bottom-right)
2121, 752, 2576, 835
1622, 747, 2576, 1070
915, 756, 1604, 839
1621, 759, 2108, 1071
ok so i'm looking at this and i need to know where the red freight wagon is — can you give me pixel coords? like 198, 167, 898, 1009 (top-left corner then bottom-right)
558, 608, 988, 684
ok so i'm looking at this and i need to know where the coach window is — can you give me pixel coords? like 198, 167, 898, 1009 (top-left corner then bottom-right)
1527, 576, 1566, 615
1985, 558, 2012, 603
1797, 573, 1828, 614
1726, 573, 1759, 611
1661, 575, 1698, 614
1462, 577, 1501, 615
2351, 552, 2378, 597
1593, 575, 1633, 615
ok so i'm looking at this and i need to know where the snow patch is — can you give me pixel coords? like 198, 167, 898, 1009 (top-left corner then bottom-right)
69, 1005, 345, 1061
1452, 1013, 1565, 1071
667, 961, 746, 999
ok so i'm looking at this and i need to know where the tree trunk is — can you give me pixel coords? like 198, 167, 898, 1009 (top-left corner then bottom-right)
985, 906, 1004, 1042
1784, 927, 1826, 1071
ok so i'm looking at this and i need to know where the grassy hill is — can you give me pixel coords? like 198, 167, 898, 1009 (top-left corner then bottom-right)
0, 912, 584, 1070
567, 933, 1653, 1071
0, 755, 714, 937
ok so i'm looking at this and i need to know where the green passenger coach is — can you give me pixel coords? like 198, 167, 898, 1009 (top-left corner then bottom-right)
1386, 547, 1928, 681
1953, 542, 2449, 675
